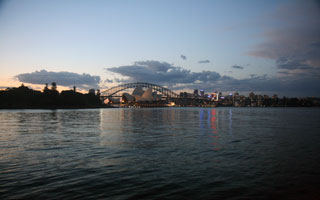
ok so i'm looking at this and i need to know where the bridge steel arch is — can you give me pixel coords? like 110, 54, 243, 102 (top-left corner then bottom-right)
100, 82, 179, 99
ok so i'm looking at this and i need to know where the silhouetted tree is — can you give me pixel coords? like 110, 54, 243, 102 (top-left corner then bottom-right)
51, 82, 57, 90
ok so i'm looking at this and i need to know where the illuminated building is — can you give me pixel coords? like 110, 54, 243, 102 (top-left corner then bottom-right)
121, 86, 162, 102
211, 92, 219, 101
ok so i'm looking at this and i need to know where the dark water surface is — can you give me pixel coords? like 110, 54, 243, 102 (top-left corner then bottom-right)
1, 107, 320, 199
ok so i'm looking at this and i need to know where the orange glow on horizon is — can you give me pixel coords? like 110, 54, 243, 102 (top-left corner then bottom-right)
210, 109, 221, 151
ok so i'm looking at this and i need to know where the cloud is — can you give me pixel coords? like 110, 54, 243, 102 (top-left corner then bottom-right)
105, 60, 320, 96
106, 61, 220, 86
172, 74, 320, 97
180, 54, 187, 60
249, 1, 320, 76
276, 57, 313, 70
231, 65, 244, 70
198, 60, 210, 64
104, 79, 113, 83
15, 70, 101, 89
249, 74, 257, 78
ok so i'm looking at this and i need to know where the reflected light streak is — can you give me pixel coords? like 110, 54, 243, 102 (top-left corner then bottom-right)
210, 108, 220, 151
200, 109, 204, 130
229, 109, 232, 135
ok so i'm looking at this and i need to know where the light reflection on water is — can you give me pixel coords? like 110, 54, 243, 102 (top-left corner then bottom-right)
0, 107, 320, 199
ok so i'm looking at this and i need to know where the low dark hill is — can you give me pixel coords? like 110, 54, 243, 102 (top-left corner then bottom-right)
0, 85, 110, 109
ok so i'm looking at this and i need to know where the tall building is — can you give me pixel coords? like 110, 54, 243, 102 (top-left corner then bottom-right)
193, 89, 198, 96
200, 90, 204, 97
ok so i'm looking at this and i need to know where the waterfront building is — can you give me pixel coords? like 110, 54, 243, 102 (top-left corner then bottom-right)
200, 90, 205, 97
211, 93, 219, 101
121, 87, 161, 103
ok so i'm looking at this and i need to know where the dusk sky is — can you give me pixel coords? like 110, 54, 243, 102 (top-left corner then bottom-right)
0, 0, 319, 96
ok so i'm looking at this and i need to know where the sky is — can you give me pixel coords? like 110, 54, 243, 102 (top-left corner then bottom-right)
0, 0, 319, 97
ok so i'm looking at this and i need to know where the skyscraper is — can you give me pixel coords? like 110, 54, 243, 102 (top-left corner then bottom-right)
200, 90, 204, 97
193, 89, 198, 96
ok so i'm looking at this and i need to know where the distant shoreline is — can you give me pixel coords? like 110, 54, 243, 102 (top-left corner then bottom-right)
2, 105, 319, 110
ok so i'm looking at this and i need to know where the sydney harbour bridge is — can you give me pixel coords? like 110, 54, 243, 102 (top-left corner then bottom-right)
100, 82, 179, 101
99, 82, 215, 106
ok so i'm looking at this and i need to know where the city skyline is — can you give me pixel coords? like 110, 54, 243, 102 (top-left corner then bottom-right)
1, 0, 320, 97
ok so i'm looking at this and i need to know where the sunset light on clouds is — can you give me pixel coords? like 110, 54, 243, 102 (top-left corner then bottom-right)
1, 0, 319, 96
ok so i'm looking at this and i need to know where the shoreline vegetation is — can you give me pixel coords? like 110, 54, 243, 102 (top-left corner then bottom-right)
0, 83, 113, 109
0, 105, 114, 110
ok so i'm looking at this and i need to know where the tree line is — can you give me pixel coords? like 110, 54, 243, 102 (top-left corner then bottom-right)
0, 83, 105, 109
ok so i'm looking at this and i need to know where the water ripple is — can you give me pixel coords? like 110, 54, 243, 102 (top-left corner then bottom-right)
0, 108, 320, 199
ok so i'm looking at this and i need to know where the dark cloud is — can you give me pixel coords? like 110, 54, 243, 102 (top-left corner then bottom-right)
249, 1, 320, 75
276, 57, 313, 70
15, 70, 101, 89
231, 65, 244, 70
106, 60, 221, 86
198, 60, 210, 64
104, 79, 113, 83
105, 60, 320, 96
180, 54, 187, 60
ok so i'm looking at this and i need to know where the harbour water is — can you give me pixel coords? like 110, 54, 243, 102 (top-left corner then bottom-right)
0, 107, 320, 199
